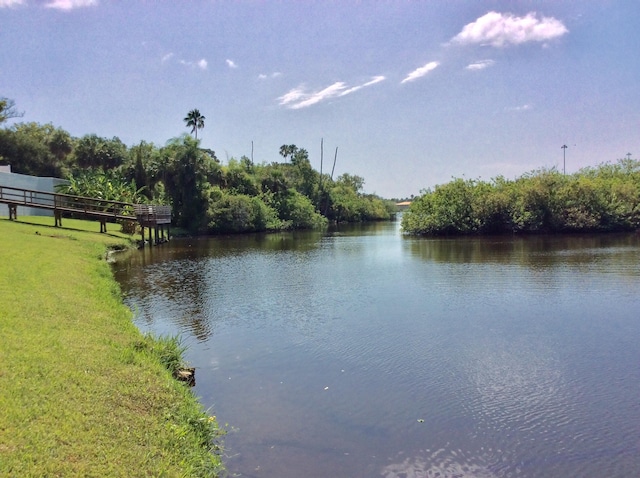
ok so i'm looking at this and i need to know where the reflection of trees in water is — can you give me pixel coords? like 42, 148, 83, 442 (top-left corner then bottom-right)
328, 220, 395, 236
113, 231, 331, 342
113, 250, 213, 341
405, 233, 640, 272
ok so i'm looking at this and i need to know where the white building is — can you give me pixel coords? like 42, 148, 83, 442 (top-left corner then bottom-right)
0, 166, 69, 217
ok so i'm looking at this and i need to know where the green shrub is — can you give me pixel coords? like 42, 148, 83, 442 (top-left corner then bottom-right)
403, 159, 640, 235
207, 187, 281, 233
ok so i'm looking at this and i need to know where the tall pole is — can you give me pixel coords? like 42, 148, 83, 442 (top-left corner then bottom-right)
320, 138, 324, 177
626, 152, 632, 161
561, 145, 568, 175
319, 138, 324, 193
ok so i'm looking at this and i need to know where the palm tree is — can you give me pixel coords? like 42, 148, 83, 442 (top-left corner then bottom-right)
184, 109, 205, 140
279, 144, 297, 162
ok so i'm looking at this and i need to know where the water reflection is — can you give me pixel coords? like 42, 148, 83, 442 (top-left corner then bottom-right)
405, 233, 640, 269
382, 447, 499, 478
113, 224, 640, 477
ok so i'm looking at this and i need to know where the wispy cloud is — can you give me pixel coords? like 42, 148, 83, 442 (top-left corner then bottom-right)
161, 53, 174, 64
278, 87, 307, 106
341, 75, 385, 95
0, 0, 25, 8
0, 0, 98, 9
278, 76, 385, 109
226, 59, 238, 69
283, 82, 347, 109
507, 104, 533, 112
178, 58, 208, 70
451, 11, 568, 48
258, 72, 282, 80
45, 0, 98, 10
466, 59, 495, 71
401, 61, 439, 84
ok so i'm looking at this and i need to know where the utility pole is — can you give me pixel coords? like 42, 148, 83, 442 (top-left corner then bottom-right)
561, 145, 568, 175
626, 152, 632, 160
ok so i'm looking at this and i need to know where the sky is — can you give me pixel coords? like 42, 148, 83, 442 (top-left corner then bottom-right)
1, 0, 639, 199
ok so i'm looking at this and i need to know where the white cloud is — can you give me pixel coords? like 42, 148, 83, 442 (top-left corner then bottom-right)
278, 87, 307, 106
278, 76, 385, 109
451, 11, 568, 48
466, 59, 495, 71
340, 75, 385, 95
226, 59, 237, 69
177, 58, 207, 70
258, 72, 282, 80
45, 0, 98, 10
401, 61, 439, 84
0, 0, 25, 7
288, 82, 347, 109
507, 104, 533, 112
161, 53, 174, 64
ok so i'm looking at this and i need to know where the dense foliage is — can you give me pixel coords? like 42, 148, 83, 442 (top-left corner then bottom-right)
402, 160, 640, 235
0, 102, 396, 234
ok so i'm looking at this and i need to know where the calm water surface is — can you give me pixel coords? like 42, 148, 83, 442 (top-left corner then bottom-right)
113, 221, 640, 477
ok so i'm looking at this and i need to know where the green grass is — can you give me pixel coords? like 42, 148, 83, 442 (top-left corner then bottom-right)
0, 217, 224, 477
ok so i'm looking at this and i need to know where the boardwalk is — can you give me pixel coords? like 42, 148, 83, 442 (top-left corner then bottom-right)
0, 185, 171, 246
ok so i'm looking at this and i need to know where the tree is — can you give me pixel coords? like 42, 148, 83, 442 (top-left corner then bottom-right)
0, 122, 72, 177
73, 134, 127, 170
0, 97, 23, 124
336, 173, 365, 193
162, 135, 212, 231
184, 109, 205, 140
279, 144, 297, 162
48, 128, 73, 165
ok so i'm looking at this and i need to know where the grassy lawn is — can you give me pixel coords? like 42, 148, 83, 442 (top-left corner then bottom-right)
0, 217, 224, 477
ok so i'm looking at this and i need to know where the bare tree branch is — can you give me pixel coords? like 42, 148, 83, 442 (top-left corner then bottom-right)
0, 97, 24, 124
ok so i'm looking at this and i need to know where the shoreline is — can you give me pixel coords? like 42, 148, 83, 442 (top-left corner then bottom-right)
0, 217, 224, 477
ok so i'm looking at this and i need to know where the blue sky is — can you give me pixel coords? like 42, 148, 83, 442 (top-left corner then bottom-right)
1, 1, 639, 198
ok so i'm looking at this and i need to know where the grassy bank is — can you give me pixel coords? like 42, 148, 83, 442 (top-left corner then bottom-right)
0, 217, 224, 477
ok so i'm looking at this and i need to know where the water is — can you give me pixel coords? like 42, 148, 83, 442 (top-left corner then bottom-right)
112, 220, 640, 477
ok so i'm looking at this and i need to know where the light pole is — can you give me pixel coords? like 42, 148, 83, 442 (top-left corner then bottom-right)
561, 145, 568, 175
626, 152, 632, 160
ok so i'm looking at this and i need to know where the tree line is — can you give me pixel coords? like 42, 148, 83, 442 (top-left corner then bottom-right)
0, 101, 396, 234
402, 160, 640, 235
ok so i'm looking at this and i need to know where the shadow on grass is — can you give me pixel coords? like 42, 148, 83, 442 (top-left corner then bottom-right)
1, 216, 135, 241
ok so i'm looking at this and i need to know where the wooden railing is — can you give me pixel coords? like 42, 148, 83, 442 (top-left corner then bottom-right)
0, 185, 171, 231
133, 204, 172, 226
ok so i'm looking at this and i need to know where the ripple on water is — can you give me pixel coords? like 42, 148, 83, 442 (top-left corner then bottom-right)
381, 446, 500, 478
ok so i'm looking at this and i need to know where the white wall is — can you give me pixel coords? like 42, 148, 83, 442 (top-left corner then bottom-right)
0, 171, 69, 217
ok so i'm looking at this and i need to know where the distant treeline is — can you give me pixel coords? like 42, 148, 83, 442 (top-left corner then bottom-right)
0, 121, 396, 234
402, 159, 640, 236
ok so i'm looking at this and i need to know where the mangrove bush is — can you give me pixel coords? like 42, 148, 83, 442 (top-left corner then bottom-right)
402, 160, 640, 236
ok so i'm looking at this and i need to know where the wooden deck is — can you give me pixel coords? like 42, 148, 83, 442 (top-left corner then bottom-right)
0, 185, 171, 246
